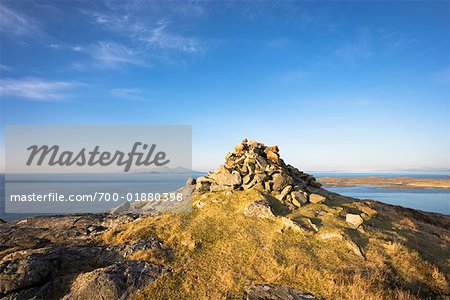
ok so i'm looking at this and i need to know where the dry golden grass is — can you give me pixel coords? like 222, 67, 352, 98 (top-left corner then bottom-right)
102, 189, 450, 300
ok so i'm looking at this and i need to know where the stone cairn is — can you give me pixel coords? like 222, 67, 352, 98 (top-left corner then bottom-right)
192, 139, 325, 209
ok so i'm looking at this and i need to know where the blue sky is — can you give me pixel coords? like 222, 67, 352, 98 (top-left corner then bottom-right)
0, 1, 449, 172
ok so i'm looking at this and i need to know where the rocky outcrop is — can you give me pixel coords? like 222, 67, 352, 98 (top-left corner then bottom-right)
63, 261, 162, 300
111, 178, 195, 214
0, 214, 137, 251
0, 214, 167, 300
193, 139, 329, 209
242, 284, 323, 300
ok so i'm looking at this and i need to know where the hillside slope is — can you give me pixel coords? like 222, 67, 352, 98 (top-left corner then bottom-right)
105, 140, 450, 299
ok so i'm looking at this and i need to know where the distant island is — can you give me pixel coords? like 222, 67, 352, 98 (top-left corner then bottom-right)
318, 176, 450, 190
136, 166, 203, 174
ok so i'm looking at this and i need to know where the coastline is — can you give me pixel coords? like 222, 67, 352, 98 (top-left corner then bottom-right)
318, 176, 450, 190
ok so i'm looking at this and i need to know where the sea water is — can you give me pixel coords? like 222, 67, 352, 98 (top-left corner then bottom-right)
1, 172, 449, 221
313, 172, 450, 215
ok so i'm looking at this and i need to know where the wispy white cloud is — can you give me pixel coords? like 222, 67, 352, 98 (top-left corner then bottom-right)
0, 64, 13, 71
0, 4, 40, 37
7, 2, 207, 69
111, 88, 148, 101
46, 43, 85, 52
88, 42, 146, 68
90, 12, 205, 54
47, 43, 62, 50
0, 77, 82, 101
335, 29, 372, 65
334, 28, 418, 66
377, 29, 417, 50
71, 46, 84, 52
140, 21, 204, 53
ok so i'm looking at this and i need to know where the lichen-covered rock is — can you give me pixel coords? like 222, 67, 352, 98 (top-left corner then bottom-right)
243, 200, 274, 219
280, 217, 305, 233
63, 261, 163, 300
291, 191, 308, 207
345, 214, 364, 228
0, 214, 165, 299
210, 167, 242, 186
360, 206, 377, 218
0, 214, 137, 251
309, 194, 326, 204
277, 185, 292, 201
304, 218, 319, 232
243, 284, 323, 300
0, 246, 121, 298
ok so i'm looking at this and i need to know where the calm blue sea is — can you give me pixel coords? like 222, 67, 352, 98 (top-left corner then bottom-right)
312, 172, 450, 215
1, 172, 449, 221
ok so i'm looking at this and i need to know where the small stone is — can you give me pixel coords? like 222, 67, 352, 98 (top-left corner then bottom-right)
291, 191, 308, 207
225, 158, 235, 167
248, 139, 258, 148
243, 200, 274, 219
265, 150, 279, 163
210, 169, 242, 186
264, 146, 279, 163
319, 232, 345, 240
240, 164, 249, 174
234, 143, 244, 152
277, 185, 292, 201
346, 213, 364, 228
194, 200, 205, 208
280, 217, 305, 233
255, 155, 267, 169
196, 176, 214, 184
243, 174, 254, 185
266, 145, 279, 153
252, 182, 265, 191
195, 181, 211, 193
243, 181, 256, 190
361, 206, 377, 217
304, 218, 319, 232
271, 173, 292, 192
309, 194, 326, 204
234, 155, 246, 165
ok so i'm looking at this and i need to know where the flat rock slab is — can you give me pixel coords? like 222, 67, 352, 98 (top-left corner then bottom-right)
243, 284, 324, 300
345, 214, 364, 228
0, 214, 165, 300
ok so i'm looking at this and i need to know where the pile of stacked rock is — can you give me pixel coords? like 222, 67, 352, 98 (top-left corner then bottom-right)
192, 139, 327, 209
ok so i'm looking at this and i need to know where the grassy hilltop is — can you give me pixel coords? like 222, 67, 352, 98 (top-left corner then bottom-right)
102, 140, 450, 300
